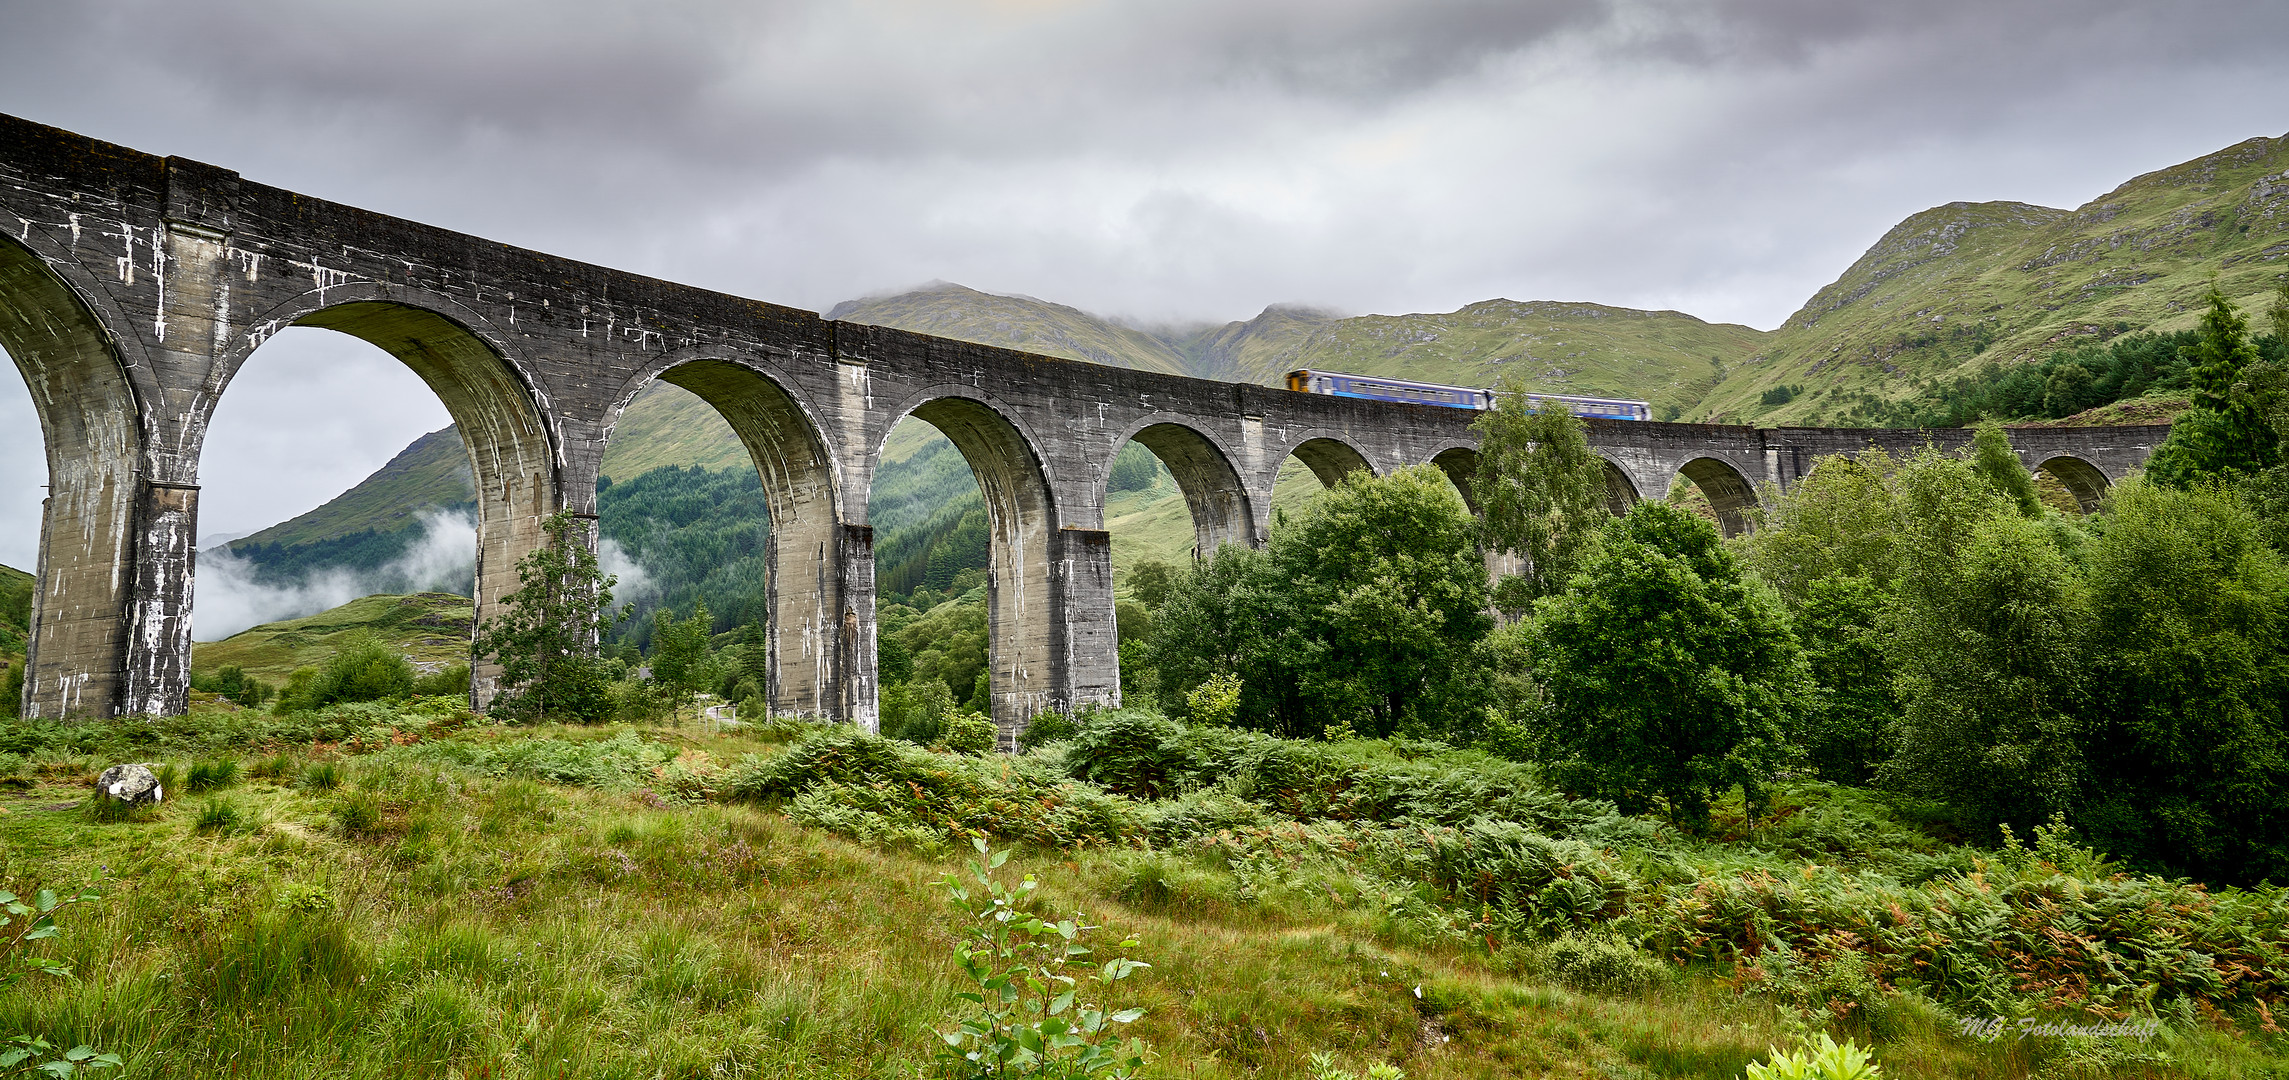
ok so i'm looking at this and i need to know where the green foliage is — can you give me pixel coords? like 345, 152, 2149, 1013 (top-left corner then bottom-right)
1742, 451, 1903, 606
1, 1036, 123, 1077
1542, 933, 1666, 995
1743, 1034, 1881, 1080
1307, 1052, 1404, 1080
473, 510, 626, 723
1881, 451, 2087, 829
1968, 422, 2042, 518
932, 839, 1151, 1079
1106, 441, 1164, 494
898, 592, 990, 711
1122, 561, 1175, 611
1150, 467, 1489, 739
2148, 284, 2283, 486
185, 759, 239, 793
1528, 502, 1812, 829
594, 463, 771, 646
649, 599, 719, 715
274, 633, 414, 713
938, 712, 999, 757
411, 663, 470, 700
1182, 674, 1241, 728
2079, 478, 2289, 883
2, 885, 117, 1077
1473, 390, 1608, 605
189, 665, 275, 708
885, 679, 959, 747
1017, 711, 1077, 751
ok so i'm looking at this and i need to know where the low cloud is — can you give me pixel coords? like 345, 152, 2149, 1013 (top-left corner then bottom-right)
191, 509, 478, 642
599, 538, 653, 604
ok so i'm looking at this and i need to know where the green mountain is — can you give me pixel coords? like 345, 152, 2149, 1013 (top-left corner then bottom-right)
1712, 133, 2289, 424
828, 282, 1193, 376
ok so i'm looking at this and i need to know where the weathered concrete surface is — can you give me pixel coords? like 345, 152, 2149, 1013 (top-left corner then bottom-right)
0, 113, 2170, 733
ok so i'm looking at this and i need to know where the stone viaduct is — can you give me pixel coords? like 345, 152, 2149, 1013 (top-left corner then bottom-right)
0, 114, 2168, 742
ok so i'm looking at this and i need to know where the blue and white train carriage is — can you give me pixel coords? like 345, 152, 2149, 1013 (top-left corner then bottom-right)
1284, 369, 1652, 421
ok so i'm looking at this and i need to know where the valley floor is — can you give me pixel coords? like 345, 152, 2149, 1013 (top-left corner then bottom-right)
1, 710, 2281, 1079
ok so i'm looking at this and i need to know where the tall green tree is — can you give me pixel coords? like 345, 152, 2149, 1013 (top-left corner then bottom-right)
1528, 501, 1811, 830
1152, 466, 1490, 739
473, 510, 626, 722
1473, 385, 1610, 611
649, 598, 719, 719
2147, 284, 2282, 486
2081, 478, 2289, 883
1880, 451, 2087, 828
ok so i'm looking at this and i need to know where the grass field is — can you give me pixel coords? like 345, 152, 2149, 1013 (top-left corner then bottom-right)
3, 705, 2282, 1080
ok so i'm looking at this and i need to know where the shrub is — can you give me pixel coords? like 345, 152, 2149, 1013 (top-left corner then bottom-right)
720, 726, 932, 800
1183, 673, 1242, 727
1018, 710, 1078, 751
411, 663, 471, 699
278, 633, 416, 712
937, 711, 998, 756
1064, 709, 1188, 799
1542, 933, 1665, 995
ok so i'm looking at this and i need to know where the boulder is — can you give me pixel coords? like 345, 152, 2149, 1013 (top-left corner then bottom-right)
94, 763, 162, 806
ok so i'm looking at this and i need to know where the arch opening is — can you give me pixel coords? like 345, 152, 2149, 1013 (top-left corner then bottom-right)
1674, 457, 1759, 538
598, 359, 844, 721
1601, 459, 1642, 518
868, 399, 1060, 750
2036, 455, 2109, 514
205, 302, 558, 708
1430, 447, 1480, 514
1289, 437, 1375, 488
1104, 423, 1252, 706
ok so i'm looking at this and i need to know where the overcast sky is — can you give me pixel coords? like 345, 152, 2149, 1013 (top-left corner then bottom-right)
2, 0, 2285, 567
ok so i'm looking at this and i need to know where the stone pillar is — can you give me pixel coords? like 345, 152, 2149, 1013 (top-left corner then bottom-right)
837, 524, 878, 732
1054, 526, 1120, 724
765, 513, 840, 720
121, 481, 200, 716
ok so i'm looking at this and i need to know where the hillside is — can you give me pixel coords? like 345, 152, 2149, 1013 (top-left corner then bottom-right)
189, 592, 475, 685
0, 560, 28, 656
829, 281, 1194, 376
1712, 133, 2289, 424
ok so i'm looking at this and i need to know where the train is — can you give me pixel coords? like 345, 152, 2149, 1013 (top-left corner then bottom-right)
1284, 369, 1653, 421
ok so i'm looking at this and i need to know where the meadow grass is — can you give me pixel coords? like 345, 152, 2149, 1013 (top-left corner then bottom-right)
1, 713, 2279, 1078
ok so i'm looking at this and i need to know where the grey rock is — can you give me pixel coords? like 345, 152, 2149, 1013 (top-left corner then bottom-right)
94, 763, 162, 806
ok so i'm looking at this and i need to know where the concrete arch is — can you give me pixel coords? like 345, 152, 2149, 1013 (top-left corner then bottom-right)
1675, 456, 1759, 538
2035, 455, 2110, 514
876, 389, 1066, 745
0, 233, 152, 718
604, 353, 852, 720
1114, 420, 1254, 557
208, 294, 557, 707
1598, 455, 1642, 518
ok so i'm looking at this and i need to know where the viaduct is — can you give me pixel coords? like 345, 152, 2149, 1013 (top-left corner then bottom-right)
0, 115, 2168, 743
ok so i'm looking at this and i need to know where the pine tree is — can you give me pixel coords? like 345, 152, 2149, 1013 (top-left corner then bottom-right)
2147, 284, 2281, 486
472, 511, 626, 722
